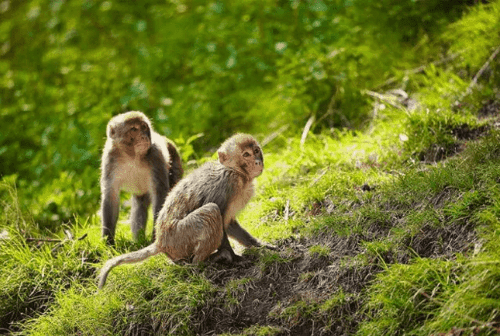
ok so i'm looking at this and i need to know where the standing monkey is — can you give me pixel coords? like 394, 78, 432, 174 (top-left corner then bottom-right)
100, 111, 183, 245
98, 133, 271, 289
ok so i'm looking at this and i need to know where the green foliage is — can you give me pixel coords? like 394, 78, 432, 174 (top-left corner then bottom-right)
358, 258, 460, 336
308, 244, 330, 257
1, 0, 486, 226
219, 325, 283, 336
0, 217, 104, 332
24, 258, 214, 335
444, 1, 500, 72
2, 0, 500, 335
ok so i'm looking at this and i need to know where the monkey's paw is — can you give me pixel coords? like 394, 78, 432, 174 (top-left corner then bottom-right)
260, 242, 278, 251
209, 249, 240, 264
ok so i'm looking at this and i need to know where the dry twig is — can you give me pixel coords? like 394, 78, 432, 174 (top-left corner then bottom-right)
26, 231, 88, 254
463, 45, 500, 98
26, 237, 62, 243
51, 233, 87, 253
283, 199, 290, 222
378, 53, 460, 89
261, 124, 289, 147
300, 115, 316, 147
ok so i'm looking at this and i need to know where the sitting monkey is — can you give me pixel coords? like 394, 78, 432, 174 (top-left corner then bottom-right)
100, 111, 183, 245
98, 133, 271, 289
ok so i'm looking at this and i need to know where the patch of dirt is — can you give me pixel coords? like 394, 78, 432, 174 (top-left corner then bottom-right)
192, 185, 480, 335
429, 186, 456, 208
478, 98, 500, 118
418, 122, 489, 163
408, 221, 477, 259
450, 123, 489, 141
418, 143, 464, 163
195, 232, 380, 336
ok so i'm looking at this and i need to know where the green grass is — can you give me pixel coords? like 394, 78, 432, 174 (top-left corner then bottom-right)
23, 260, 215, 335
219, 325, 283, 336
4, 108, 499, 335
355, 134, 500, 335
2, 0, 500, 335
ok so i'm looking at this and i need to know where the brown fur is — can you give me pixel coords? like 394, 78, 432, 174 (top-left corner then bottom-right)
100, 111, 183, 245
98, 133, 269, 289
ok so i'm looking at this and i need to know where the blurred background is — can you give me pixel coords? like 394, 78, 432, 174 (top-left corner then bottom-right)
0, 0, 488, 228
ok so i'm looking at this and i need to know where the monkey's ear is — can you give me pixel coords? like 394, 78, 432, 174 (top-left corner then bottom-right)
218, 151, 228, 164
107, 125, 116, 139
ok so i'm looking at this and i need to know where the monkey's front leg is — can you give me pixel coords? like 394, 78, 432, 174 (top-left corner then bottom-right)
130, 193, 151, 242
101, 188, 120, 245
227, 219, 278, 250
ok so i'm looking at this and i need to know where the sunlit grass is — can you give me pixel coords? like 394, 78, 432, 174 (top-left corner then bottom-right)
6, 108, 498, 335
2, 1, 500, 334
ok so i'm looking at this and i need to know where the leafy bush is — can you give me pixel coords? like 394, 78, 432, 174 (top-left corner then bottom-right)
0, 0, 489, 227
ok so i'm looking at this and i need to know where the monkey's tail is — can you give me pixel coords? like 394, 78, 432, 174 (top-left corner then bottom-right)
98, 244, 159, 290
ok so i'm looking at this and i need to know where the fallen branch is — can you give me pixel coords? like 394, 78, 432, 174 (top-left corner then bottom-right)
283, 199, 290, 222
300, 115, 316, 147
363, 90, 405, 110
309, 167, 330, 187
26, 237, 62, 243
51, 233, 88, 253
261, 124, 289, 147
463, 45, 500, 98
378, 53, 460, 89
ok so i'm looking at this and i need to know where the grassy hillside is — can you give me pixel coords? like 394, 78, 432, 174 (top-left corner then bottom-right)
2, 0, 500, 335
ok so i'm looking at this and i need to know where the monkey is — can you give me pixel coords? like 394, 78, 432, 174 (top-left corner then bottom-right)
98, 133, 272, 289
100, 111, 183, 245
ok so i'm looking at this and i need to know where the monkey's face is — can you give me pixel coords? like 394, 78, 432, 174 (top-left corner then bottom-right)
108, 115, 152, 156
241, 144, 264, 178
124, 120, 151, 154
218, 135, 264, 179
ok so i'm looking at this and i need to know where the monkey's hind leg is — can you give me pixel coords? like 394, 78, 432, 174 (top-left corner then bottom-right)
209, 231, 243, 264
130, 193, 151, 242
163, 203, 224, 263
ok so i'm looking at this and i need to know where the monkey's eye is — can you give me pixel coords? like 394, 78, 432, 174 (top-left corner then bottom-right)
254, 148, 260, 154
243, 152, 251, 158
141, 123, 148, 131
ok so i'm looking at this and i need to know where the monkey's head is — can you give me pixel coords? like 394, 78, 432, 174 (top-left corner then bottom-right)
106, 111, 152, 156
218, 134, 264, 179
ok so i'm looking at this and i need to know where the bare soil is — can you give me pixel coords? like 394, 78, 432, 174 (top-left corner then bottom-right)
194, 209, 477, 335
419, 123, 489, 163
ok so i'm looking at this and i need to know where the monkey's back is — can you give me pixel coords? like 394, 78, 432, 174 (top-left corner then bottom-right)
157, 161, 236, 225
